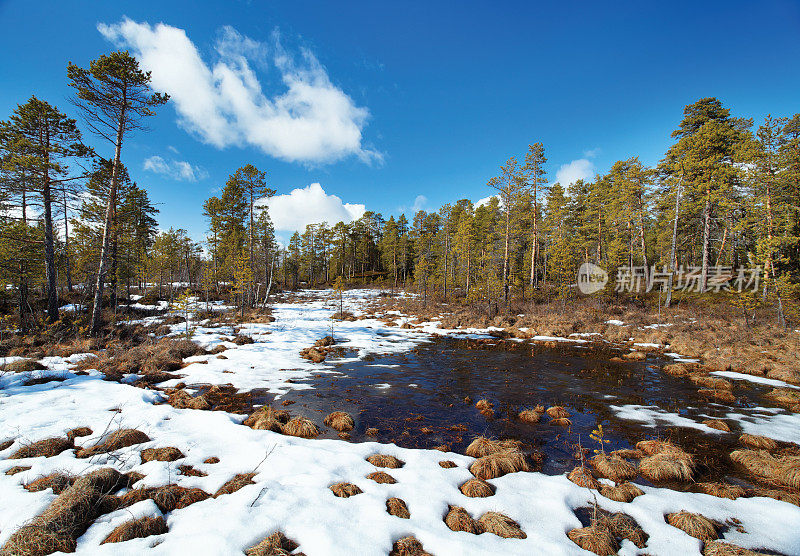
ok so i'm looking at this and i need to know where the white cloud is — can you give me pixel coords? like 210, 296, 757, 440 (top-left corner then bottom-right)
475, 195, 497, 208
412, 195, 427, 212
555, 158, 595, 186
143, 155, 208, 182
256, 183, 365, 233
583, 147, 601, 158
98, 19, 381, 165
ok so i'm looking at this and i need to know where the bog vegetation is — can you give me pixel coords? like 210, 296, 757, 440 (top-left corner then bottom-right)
1, 47, 799, 336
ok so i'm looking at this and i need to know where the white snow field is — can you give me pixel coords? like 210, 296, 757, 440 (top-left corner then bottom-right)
0, 289, 798, 555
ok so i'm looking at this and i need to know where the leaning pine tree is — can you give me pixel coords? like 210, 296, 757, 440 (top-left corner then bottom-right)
67, 51, 168, 335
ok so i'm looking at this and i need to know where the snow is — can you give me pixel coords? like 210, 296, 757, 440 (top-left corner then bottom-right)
605, 319, 625, 326
1, 289, 799, 555
609, 404, 725, 434
711, 370, 800, 390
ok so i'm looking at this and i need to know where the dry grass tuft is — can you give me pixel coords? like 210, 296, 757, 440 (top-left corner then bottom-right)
366, 454, 404, 468
604, 512, 648, 548
204, 456, 220, 464
663, 363, 691, 376
459, 478, 495, 497
730, 449, 779, 480
119, 485, 210, 512
703, 419, 731, 432
698, 388, 737, 404
478, 511, 526, 539
101, 516, 167, 544
666, 511, 718, 541
444, 505, 483, 534
464, 436, 522, 458
3, 359, 47, 373
10, 437, 73, 459
751, 487, 800, 505
691, 375, 733, 390
703, 541, 766, 555
65, 427, 92, 442
24, 473, 75, 494
567, 466, 600, 489
590, 454, 637, 481
5, 466, 31, 476
324, 411, 355, 432
243, 405, 290, 432
611, 448, 644, 459
567, 526, 618, 556
245, 531, 298, 556
76, 429, 150, 458
0, 467, 124, 555
636, 439, 684, 456
550, 417, 572, 427
739, 434, 777, 451
470, 450, 529, 480
518, 409, 542, 424
283, 417, 321, 439
329, 482, 362, 498
639, 453, 694, 482
765, 388, 800, 407
386, 497, 410, 519
389, 536, 432, 556
776, 457, 800, 490
546, 405, 570, 419
140, 447, 184, 463
599, 482, 644, 503
367, 471, 397, 484
475, 399, 493, 411
214, 473, 257, 497
0, 439, 14, 451
696, 482, 746, 500
439, 460, 457, 469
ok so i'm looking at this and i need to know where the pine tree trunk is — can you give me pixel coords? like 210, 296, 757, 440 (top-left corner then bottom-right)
63, 189, 73, 292
41, 126, 59, 322
530, 190, 538, 287
89, 109, 125, 335
665, 179, 682, 308
700, 192, 712, 292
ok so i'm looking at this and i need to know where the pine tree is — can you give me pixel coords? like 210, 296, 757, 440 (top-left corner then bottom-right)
68, 51, 168, 334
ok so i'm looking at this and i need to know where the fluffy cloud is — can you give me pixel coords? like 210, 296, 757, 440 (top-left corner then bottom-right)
98, 19, 381, 165
257, 183, 365, 232
555, 158, 595, 186
143, 155, 208, 181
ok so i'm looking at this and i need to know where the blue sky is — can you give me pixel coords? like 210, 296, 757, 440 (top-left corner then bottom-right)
1, 0, 799, 243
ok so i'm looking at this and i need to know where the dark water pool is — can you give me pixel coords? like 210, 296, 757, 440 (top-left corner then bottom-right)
253, 336, 788, 488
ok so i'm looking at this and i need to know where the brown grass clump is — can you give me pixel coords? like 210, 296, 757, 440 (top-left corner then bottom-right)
518, 409, 542, 423
439, 460, 457, 468
475, 399, 492, 411
636, 439, 687, 457
751, 487, 800, 505
140, 447, 185, 463
470, 450, 529, 480
389, 536, 432, 556
9, 437, 73, 459
703, 419, 731, 432
611, 448, 644, 459
599, 482, 644, 503
3, 359, 47, 373
478, 511, 526, 539
696, 482, 746, 500
386, 497, 410, 519
233, 335, 254, 345
567, 466, 600, 489
0, 439, 14, 451
5, 466, 30, 476
204, 456, 220, 464
243, 405, 289, 432
324, 411, 354, 432
776, 457, 800, 490
76, 429, 150, 458
739, 434, 777, 451
119, 485, 210, 512
464, 436, 522, 458
604, 512, 648, 548
546, 405, 570, 419
730, 449, 778, 478
663, 363, 691, 376
703, 541, 766, 556
666, 511, 718, 541
567, 526, 618, 556
101, 516, 167, 544
639, 453, 694, 482
459, 478, 495, 497
178, 464, 207, 477
329, 482, 363, 498
765, 388, 800, 407
366, 454, 404, 468
591, 454, 637, 481
214, 472, 257, 497
550, 417, 572, 427
245, 531, 299, 556
691, 375, 733, 390
65, 427, 92, 442
0, 467, 124, 555
283, 417, 321, 439
698, 388, 737, 404
444, 505, 483, 534
367, 471, 397, 484
24, 473, 75, 494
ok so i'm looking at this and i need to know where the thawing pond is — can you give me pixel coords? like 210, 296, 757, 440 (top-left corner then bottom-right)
256, 336, 794, 488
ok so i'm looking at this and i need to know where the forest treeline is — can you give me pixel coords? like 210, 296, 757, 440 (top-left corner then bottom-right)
1, 46, 799, 335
